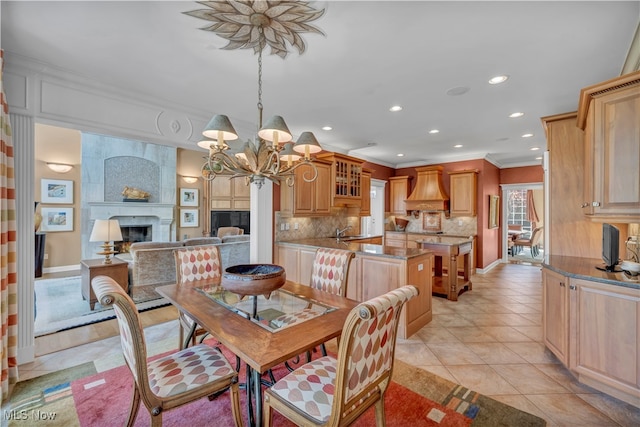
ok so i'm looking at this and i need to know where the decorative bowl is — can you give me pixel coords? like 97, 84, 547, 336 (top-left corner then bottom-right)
395, 218, 409, 231
221, 264, 286, 299
620, 260, 640, 276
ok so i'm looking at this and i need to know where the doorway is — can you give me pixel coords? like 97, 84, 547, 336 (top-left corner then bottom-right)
501, 184, 544, 264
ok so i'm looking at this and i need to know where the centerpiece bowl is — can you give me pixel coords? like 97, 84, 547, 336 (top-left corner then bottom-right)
221, 264, 286, 299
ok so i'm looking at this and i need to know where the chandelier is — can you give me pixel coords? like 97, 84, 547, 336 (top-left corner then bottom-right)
187, 1, 326, 188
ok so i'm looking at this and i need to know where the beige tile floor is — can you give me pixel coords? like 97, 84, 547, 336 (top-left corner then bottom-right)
17, 263, 640, 426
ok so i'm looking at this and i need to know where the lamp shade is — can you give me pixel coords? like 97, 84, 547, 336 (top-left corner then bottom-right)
90, 219, 123, 242
202, 115, 239, 141
293, 131, 322, 157
258, 115, 293, 144
279, 142, 302, 162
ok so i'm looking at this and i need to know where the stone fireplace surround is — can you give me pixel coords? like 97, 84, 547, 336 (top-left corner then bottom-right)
81, 133, 177, 260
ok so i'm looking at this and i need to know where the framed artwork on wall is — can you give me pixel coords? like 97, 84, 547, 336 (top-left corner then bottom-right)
180, 209, 199, 227
489, 195, 500, 229
180, 188, 199, 207
41, 179, 73, 204
40, 207, 74, 232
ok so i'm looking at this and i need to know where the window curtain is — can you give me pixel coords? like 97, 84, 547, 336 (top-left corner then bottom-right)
0, 49, 18, 403
526, 189, 539, 227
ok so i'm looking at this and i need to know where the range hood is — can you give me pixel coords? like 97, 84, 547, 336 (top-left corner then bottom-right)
405, 165, 450, 211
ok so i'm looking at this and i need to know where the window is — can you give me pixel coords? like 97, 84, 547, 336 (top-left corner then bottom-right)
507, 189, 532, 233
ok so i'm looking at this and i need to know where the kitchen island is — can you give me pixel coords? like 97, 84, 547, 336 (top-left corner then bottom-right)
415, 235, 474, 301
274, 238, 433, 339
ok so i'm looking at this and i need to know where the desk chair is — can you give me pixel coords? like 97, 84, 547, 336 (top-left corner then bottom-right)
263, 285, 419, 427
91, 276, 243, 427
174, 245, 223, 349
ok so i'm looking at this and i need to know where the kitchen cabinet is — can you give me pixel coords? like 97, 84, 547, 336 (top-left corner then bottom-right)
359, 169, 372, 216
209, 174, 251, 210
389, 176, 411, 215
569, 277, 640, 406
384, 231, 407, 248
448, 170, 478, 217
280, 160, 332, 217
316, 152, 363, 207
542, 260, 640, 408
542, 268, 569, 365
577, 70, 640, 222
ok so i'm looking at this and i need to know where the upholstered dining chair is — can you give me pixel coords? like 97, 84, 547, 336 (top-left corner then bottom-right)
91, 275, 243, 427
217, 226, 244, 238
513, 226, 544, 258
263, 285, 419, 427
174, 245, 223, 349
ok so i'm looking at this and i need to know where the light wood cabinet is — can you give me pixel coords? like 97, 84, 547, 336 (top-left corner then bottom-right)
384, 231, 407, 248
542, 268, 569, 365
280, 160, 332, 217
274, 242, 433, 339
577, 71, 640, 222
541, 112, 601, 259
210, 175, 251, 210
448, 170, 478, 217
389, 176, 411, 215
359, 169, 372, 217
569, 277, 640, 406
316, 152, 363, 207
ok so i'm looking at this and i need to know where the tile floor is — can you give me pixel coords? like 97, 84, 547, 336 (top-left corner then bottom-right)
16, 263, 640, 426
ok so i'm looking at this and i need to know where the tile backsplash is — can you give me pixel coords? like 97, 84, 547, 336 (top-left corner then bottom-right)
275, 209, 361, 241
387, 212, 477, 236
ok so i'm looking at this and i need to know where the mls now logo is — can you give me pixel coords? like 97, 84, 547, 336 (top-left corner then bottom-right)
3, 410, 57, 421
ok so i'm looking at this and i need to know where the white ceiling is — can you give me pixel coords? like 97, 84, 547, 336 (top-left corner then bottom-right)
2, 1, 639, 168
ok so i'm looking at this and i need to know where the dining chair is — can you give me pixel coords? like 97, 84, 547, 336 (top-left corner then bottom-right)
262, 285, 419, 427
91, 275, 243, 427
217, 226, 244, 238
173, 244, 223, 349
513, 226, 544, 258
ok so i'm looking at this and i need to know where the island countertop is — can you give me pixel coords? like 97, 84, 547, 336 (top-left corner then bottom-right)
275, 238, 432, 260
543, 255, 640, 290
413, 235, 474, 246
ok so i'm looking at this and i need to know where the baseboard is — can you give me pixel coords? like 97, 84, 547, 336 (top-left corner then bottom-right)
43, 264, 81, 274
476, 259, 502, 274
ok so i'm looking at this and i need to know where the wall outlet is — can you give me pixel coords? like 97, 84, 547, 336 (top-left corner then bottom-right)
285, 223, 290, 230
44, 253, 48, 260
280, 223, 285, 231
418, 263, 423, 271
458, 220, 463, 226
294, 223, 299, 230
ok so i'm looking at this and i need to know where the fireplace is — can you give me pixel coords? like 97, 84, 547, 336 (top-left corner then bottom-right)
115, 225, 152, 253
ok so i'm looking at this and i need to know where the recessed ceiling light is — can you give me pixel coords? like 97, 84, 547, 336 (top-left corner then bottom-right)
535, 156, 543, 160
446, 86, 470, 96
322, 126, 332, 131
509, 112, 524, 118
488, 75, 509, 84
397, 153, 404, 157
530, 147, 540, 151
454, 144, 463, 148
428, 129, 440, 134
522, 133, 534, 138
389, 105, 403, 112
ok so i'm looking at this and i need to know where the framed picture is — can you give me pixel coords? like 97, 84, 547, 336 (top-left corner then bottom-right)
40, 207, 74, 232
180, 188, 199, 207
422, 211, 442, 232
41, 179, 73, 204
180, 209, 199, 228
489, 195, 500, 229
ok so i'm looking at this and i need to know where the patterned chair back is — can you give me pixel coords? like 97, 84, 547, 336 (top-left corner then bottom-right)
174, 245, 223, 285
334, 285, 418, 415
310, 248, 355, 297
91, 276, 150, 393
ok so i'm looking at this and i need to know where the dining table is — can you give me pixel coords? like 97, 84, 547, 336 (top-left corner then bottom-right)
155, 279, 359, 427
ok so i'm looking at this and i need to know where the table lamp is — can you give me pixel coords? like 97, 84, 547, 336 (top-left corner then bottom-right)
90, 219, 123, 264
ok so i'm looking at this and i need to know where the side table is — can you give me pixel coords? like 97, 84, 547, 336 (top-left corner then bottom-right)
81, 258, 129, 310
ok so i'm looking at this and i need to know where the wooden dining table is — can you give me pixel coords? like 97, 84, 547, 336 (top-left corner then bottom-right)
155, 280, 358, 427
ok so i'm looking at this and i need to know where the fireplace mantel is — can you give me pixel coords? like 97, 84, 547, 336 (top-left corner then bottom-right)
88, 202, 175, 221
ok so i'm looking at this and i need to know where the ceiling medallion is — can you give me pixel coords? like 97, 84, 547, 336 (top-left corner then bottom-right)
184, 1, 326, 58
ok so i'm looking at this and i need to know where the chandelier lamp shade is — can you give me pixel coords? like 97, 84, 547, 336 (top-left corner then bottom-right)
187, 0, 326, 189
89, 219, 123, 264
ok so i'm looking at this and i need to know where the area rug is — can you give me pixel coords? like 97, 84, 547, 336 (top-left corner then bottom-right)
8, 344, 546, 426
34, 276, 168, 337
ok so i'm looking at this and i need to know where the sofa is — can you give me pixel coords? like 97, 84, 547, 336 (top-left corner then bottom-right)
119, 235, 250, 292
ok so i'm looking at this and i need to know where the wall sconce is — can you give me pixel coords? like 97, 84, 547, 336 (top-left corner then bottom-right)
182, 176, 198, 184
46, 162, 74, 173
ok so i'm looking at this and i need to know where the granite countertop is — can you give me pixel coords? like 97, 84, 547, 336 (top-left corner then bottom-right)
413, 235, 474, 246
543, 255, 640, 290
276, 238, 432, 260
386, 230, 476, 238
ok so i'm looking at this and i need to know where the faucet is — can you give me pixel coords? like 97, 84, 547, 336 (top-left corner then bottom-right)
336, 225, 352, 239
